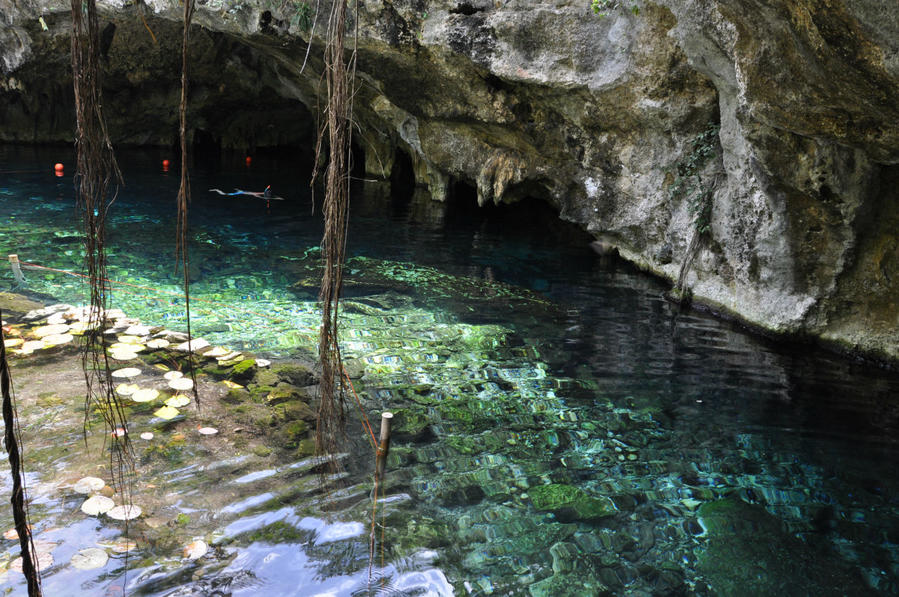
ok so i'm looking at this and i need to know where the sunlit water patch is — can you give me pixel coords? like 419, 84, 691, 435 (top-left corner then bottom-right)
1, 145, 898, 595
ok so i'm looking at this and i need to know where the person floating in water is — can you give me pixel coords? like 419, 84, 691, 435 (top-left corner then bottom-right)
208, 185, 284, 201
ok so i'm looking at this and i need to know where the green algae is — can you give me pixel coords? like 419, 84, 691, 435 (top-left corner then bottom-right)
528, 484, 617, 522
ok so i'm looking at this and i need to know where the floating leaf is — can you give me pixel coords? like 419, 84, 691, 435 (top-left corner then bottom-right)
109, 342, 145, 352
163, 371, 183, 381
169, 377, 193, 391
116, 335, 145, 345
110, 538, 138, 553
115, 383, 139, 396
164, 395, 191, 408
107, 505, 142, 521
10, 550, 53, 572
20, 340, 45, 353
68, 321, 91, 335
146, 338, 170, 349
110, 350, 139, 361
81, 495, 115, 515
204, 346, 230, 358
255, 358, 271, 368
221, 380, 243, 389
3, 338, 24, 348
183, 539, 208, 560
73, 476, 106, 494
111, 367, 142, 378
131, 388, 159, 403
139, 432, 154, 440
174, 339, 209, 352
216, 352, 243, 362
32, 323, 69, 337
70, 547, 108, 570
42, 333, 74, 346
153, 363, 170, 371
153, 406, 180, 420
197, 427, 218, 436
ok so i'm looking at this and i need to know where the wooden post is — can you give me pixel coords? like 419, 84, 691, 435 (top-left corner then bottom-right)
375, 411, 393, 480
8, 255, 25, 286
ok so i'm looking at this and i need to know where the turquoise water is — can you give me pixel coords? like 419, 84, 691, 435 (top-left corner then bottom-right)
1, 144, 899, 595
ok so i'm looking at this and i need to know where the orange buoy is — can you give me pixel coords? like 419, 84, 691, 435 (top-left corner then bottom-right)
245, 156, 252, 166
53, 162, 64, 172
162, 159, 170, 168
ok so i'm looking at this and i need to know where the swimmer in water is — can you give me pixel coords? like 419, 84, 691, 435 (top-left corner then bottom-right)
208, 185, 284, 200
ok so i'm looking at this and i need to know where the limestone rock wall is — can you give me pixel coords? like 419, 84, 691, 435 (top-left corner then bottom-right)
1, 0, 897, 362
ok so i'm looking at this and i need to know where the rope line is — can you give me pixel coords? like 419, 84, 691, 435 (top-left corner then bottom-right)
344, 365, 376, 450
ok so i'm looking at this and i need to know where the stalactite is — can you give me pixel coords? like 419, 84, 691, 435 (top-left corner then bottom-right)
176, 0, 200, 408
0, 312, 41, 595
70, 0, 133, 490
313, 0, 357, 461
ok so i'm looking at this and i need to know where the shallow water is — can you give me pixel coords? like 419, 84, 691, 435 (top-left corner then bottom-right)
1, 144, 899, 595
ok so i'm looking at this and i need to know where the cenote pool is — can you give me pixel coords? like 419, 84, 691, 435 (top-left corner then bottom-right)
1, 144, 898, 595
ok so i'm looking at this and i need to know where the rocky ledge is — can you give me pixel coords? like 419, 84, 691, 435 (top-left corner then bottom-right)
1, 0, 897, 363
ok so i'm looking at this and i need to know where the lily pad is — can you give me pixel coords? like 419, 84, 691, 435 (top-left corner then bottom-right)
111, 367, 142, 378
197, 427, 218, 436
73, 477, 106, 494
204, 346, 230, 358
19, 340, 46, 352
3, 338, 24, 348
110, 538, 138, 553
163, 371, 183, 381
116, 335, 145, 345
81, 495, 115, 515
146, 338, 170, 349
153, 406, 180, 420
131, 388, 159, 403
139, 432, 154, 440
32, 323, 70, 337
42, 333, 74, 346
109, 342, 145, 353
164, 395, 191, 408
115, 383, 139, 396
168, 377, 193, 391
110, 350, 140, 361
174, 338, 210, 352
255, 358, 271, 367
70, 547, 108, 570
183, 539, 208, 560
107, 505, 142, 521
10, 550, 53, 572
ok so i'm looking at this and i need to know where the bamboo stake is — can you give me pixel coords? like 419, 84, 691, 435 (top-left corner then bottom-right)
8, 255, 25, 286
375, 411, 393, 480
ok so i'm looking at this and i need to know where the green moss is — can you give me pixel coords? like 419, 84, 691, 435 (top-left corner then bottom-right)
253, 445, 273, 457
266, 383, 307, 405
528, 484, 616, 522
392, 408, 431, 437
224, 387, 251, 404
295, 439, 315, 456
230, 358, 257, 383
175, 513, 190, 526
270, 363, 315, 387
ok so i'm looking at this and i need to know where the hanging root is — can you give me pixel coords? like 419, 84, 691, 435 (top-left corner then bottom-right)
176, 0, 200, 409
313, 0, 357, 470
1, 311, 42, 596
70, 0, 133, 493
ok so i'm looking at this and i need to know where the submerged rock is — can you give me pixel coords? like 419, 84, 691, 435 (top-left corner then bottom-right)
528, 484, 617, 522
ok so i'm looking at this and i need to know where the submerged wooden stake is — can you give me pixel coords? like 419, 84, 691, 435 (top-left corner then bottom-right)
8, 255, 25, 286
375, 412, 393, 480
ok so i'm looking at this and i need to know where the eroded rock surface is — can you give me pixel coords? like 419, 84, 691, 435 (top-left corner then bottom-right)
1, 0, 896, 361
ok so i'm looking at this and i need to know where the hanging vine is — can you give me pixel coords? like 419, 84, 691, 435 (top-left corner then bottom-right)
312, 0, 357, 462
176, 0, 200, 407
70, 0, 133, 490
1, 313, 42, 596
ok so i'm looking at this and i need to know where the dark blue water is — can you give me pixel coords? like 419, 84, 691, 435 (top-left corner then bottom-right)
2, 144, 899, 595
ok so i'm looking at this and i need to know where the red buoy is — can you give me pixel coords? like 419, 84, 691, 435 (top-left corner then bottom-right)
54, 162, 64, 172
245, 156, 252, 166
162, 159, 170, 168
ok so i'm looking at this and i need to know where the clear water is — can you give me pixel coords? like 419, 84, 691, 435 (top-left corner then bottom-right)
1, 144, 899, 595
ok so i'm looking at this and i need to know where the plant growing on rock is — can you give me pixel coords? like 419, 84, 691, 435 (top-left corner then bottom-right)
669, 122, 720, 237
591, 0, 640, 17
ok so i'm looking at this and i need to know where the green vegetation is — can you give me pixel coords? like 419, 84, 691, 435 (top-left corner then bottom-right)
668, 122, 720, 237
591, 0, 639, 17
